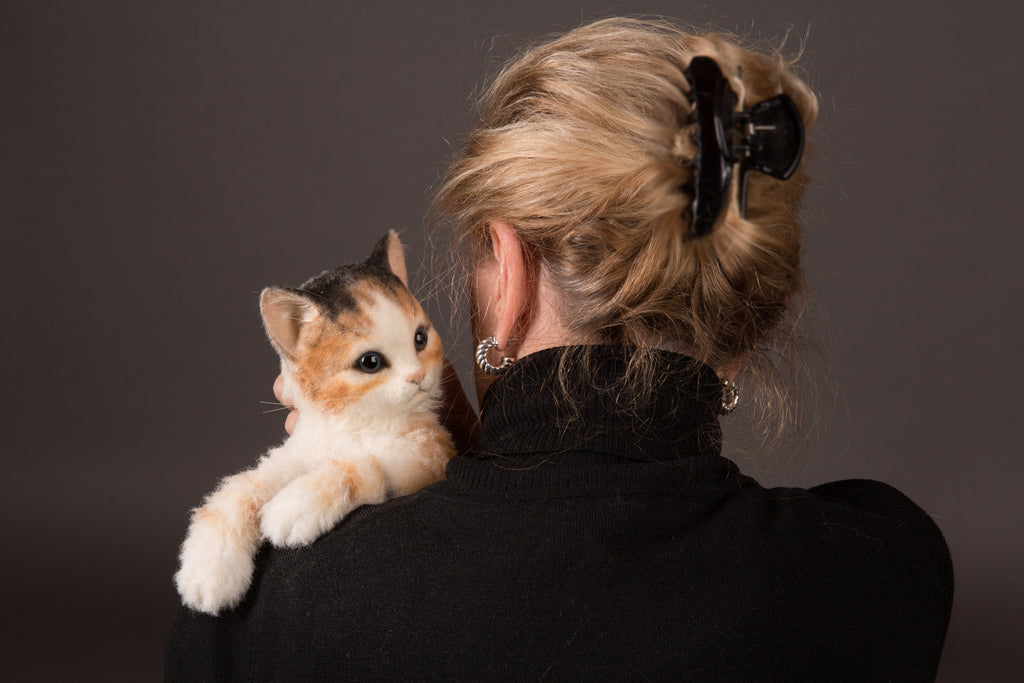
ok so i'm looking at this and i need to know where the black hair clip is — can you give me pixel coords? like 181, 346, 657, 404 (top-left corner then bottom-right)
684, 56, 805, 238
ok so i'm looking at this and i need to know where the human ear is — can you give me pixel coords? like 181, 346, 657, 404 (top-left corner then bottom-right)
485, 220, 528, 351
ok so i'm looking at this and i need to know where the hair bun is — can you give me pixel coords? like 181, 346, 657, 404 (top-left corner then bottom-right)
436, 17, 817, 375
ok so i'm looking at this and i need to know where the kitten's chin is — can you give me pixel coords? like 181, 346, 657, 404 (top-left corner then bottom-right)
397, 385, 428, 406
412, 387, 434, 404
416, 385, 443, 409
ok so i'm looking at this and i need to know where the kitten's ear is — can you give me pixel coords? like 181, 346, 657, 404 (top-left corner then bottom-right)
260, 288, 319, 361
369, 230, 409, 288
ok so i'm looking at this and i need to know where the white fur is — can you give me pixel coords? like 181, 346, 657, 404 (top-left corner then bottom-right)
175, 291, 452, 615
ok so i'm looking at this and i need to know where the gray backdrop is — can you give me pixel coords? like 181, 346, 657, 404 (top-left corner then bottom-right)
3, 1, 1022, 680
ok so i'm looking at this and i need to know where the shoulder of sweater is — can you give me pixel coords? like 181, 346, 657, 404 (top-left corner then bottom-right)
804, 478, 953, 592
806, 479, 949, 547
256, 483, 452, 569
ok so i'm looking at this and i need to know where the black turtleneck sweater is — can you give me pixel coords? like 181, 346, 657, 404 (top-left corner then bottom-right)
165, 346, 953, 681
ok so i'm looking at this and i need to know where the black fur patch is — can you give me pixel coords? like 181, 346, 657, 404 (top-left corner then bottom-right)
286, 234, 403, 317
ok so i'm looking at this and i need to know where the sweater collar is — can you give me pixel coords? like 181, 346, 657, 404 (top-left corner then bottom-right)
475, 345, 724, 464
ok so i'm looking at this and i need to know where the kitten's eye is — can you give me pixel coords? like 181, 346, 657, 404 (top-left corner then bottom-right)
356, 352, 384, 373
414, 327, 428, 351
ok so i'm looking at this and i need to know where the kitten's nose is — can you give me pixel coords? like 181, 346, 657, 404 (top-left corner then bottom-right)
405, 368, 426, 385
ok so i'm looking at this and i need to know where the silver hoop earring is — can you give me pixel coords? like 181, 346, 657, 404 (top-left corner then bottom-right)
720, 379, 740, 414
476, 336, 515, 376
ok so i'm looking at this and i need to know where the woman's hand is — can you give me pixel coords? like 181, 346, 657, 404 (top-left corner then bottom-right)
273, 374, 299, 435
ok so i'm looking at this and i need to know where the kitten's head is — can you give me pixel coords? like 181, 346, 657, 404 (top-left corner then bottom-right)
259, 231, 443, 419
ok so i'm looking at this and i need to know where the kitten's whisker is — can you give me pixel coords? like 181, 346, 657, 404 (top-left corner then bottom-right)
259, 400, 294, 414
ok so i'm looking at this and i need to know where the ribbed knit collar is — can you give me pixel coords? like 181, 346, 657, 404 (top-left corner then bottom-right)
444, 346, 735, 497
476, 345, 724, 460
439, 345, 743, 500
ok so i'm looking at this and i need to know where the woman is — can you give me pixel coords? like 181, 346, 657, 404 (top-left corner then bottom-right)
166, 18, 952, 680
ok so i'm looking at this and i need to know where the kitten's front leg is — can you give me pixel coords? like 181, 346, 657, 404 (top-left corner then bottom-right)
175, 471, 265, 614
386, 425, 455, 497
260, 457, 388, 547
175, 455, 300, 614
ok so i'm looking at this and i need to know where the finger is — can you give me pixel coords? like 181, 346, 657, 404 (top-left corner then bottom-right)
284, 409, 299, 435
273, 374, 286, 403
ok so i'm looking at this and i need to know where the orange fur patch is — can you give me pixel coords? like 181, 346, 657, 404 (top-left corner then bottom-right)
191, 505, 244, 544
293, 306, 377, 412
393, 286, 420, 318
290, 281, 441, 416
401, 288, 445, 372
419, 329, 443, 371
306, 457, 384, 509
220, 472, 270, 523
192, 505, 219, 525
404, 415, 456, 486
309, 461, 359, 510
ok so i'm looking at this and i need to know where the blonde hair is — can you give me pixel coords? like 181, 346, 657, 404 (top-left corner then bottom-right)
434, 17, 820, 431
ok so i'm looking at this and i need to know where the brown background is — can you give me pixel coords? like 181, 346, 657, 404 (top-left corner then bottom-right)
3, 1, 1022, 680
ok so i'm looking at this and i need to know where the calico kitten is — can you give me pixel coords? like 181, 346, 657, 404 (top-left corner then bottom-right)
175, 231, 455, 615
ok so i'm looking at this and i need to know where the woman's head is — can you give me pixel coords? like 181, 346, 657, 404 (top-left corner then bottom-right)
435, 17, 818, 399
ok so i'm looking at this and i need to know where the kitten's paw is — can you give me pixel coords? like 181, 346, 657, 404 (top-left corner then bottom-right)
260, 486, 342, 548
175, 521, 254, 615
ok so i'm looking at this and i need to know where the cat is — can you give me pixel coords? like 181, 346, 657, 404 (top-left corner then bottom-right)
175, 231, 455, 615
